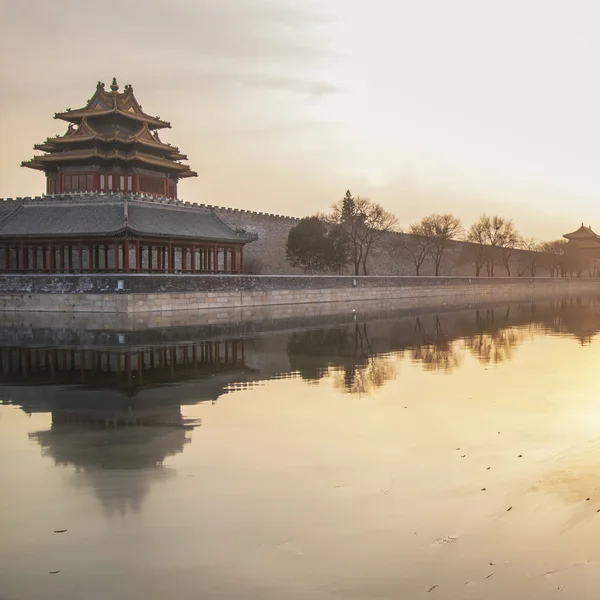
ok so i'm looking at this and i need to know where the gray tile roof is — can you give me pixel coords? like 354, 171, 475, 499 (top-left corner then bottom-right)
0, 193, 255, 243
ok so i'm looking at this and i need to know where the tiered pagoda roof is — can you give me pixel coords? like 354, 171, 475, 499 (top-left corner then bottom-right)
22, 78, 197, 180
563, 224, 600, 250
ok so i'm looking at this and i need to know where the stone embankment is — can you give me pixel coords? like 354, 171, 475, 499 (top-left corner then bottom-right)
0, 274, 597, 313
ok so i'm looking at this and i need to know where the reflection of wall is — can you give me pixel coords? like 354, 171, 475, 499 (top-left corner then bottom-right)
0, 339, 245, 389
3, 297, 600, 402
243, 335, 293, 375
284, 297, 600, 387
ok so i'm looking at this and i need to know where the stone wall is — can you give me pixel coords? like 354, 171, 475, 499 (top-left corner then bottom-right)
0, 274, 597, 313
211, 206, 302, 274
211, 205, 546, 277
0, 195, 551, 276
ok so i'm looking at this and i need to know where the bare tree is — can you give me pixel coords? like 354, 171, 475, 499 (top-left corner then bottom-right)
540, 240, 565, 277
465, 222, 491, 277
331, 192, 397, 275
398, 226, 435, 276
467, 215, 520, 276
519, 238, 542, 277
420, 213, 464, 276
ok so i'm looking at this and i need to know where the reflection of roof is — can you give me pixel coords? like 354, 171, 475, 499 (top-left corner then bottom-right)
0, 194, 256, 242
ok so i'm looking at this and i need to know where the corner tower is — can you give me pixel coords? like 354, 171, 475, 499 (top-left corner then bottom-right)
22, 78, 197, 198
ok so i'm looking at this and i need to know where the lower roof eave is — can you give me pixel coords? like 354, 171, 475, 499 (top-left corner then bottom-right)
0, 233, 255, 244
126, 228, 256, 244
0, 228, 127, 241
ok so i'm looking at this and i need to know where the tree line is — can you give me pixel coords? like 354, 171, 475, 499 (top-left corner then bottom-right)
285, 191, 593, 277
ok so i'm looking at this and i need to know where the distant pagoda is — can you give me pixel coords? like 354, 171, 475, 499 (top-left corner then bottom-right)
563, 224, 600, 250
22, 77, 197, 198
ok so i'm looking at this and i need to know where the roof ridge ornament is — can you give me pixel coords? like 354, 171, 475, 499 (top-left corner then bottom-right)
110, 77, 119, 92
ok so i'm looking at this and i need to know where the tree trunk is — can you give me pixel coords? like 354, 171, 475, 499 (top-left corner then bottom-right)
415, 263, 420, 276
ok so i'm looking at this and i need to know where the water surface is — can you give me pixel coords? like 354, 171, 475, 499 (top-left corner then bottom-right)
2, 297, 600, 599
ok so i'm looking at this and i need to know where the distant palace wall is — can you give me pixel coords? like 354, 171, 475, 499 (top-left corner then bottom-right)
0, 195, 551, 276
0, 274, 597, 313
210, 205, 544, 277
209, 205, 303, 274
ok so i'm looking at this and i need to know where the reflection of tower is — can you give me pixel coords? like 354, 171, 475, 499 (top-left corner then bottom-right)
1, 339, 248, 517
29, 406, 194, 518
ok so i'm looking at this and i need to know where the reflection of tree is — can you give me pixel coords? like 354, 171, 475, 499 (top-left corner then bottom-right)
410, 316, 464, 372
287, 323, 397, 394
334, 354, 397, 395
287, 327, 353, 381
29, 406, 195, 517
541, 297, 600, 345
464, 307, 524, 365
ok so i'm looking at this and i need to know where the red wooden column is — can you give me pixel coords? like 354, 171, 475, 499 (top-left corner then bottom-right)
77, 242, 83, 272
148, 245, 153, 271
113, 240, 119, 270
213, 245, 218, 273
191, 244, 196, 272
94, 245, 100, 272
48, 243, 55, 272
32, 245, 38, 271
17, 243, 24, 271
68, 245, 74, 271
168, 241, 173, 273
59, 245, 65, 272
240, 246, 245, 273
124, 240, 130, 273
223, 247, 228, 273
232, 245, 237, 272
135, 240, 141, 272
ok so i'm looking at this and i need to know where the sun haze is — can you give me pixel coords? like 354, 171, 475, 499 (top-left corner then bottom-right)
1, 0, 598, 238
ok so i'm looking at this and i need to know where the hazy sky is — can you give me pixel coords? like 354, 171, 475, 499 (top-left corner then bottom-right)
1, 0, 599, 239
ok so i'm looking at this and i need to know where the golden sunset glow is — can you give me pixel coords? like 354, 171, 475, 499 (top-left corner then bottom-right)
2, 0, 600, 237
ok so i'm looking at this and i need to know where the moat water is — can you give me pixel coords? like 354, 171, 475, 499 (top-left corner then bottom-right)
2, 297, 600, 599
